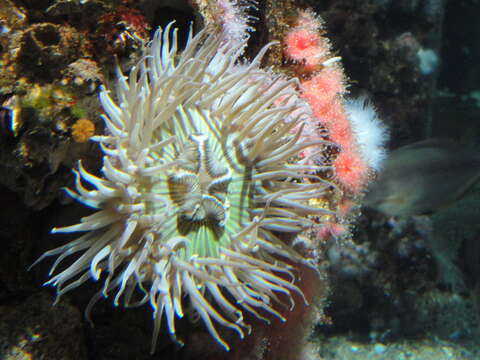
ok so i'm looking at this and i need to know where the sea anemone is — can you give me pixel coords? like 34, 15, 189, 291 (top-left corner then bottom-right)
35, 23, 334, 352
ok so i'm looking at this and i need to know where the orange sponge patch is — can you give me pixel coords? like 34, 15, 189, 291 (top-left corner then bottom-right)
72, 118, 95, 143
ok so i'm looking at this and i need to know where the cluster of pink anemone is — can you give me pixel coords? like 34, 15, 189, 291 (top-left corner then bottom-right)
284, 10, 370, 193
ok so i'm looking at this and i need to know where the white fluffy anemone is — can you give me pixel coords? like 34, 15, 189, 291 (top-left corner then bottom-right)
35, 23, 334, 352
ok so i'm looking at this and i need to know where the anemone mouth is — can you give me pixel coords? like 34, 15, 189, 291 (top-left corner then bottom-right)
35, 23, 334, 353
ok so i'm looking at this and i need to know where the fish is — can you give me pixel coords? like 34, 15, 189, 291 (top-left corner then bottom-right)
364, 138, 480, 217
